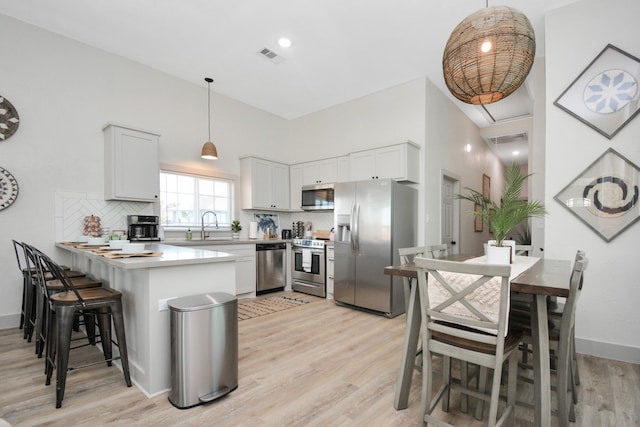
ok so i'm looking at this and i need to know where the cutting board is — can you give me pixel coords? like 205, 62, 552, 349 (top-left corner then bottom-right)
101, 251, 163, 259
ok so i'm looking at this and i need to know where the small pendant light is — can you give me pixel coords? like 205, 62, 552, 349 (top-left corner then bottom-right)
442, 3, 535, 105
201, 77, 218, 160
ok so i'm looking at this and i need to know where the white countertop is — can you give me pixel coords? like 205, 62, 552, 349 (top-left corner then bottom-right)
165, 238, 289, 246
56, 242, 236, 270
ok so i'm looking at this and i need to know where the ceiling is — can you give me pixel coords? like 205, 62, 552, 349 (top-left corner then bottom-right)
0, 0, 580, 162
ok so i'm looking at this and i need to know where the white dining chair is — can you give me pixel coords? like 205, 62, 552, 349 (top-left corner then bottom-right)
426, 244, 448, 259
399, 246, 427, 312
414, 257, 520, 426
514, 244, 533, 256
510, 252, 588, 425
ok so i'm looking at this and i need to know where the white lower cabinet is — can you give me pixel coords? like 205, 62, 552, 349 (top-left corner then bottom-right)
326, 245, 335, 299
198, 245, 256, 295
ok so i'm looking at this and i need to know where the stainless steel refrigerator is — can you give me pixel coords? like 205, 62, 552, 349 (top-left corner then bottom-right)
334, 179, 416, 318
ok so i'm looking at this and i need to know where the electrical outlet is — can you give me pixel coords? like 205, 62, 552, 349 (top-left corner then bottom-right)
158, 298, 175, 312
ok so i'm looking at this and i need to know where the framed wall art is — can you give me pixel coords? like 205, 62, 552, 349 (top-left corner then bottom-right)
554, 44, 640, 139
554, 148, 640, 242
482, 173, 491, 199
253, 213, 279, 238
474, 204, 483, 232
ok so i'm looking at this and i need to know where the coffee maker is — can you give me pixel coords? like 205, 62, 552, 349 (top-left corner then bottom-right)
127, 215, 160, 241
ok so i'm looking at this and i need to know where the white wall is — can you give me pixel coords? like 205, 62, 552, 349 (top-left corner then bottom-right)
425, 79, 502, 254
0, 14, 288, 327
546, 0, 640, 362
288, 79, 427, 162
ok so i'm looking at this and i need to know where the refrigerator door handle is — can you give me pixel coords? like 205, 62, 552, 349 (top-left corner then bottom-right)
350, 202, 356, 255
354, 203, 360, 255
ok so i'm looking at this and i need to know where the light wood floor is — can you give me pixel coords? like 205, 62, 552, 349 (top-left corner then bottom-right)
1, 292, 638, 426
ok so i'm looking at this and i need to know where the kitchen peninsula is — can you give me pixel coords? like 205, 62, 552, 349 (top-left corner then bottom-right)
55, 243, 236, 396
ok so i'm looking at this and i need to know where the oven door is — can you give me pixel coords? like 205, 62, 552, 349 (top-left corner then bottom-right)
291, 247, 325, 285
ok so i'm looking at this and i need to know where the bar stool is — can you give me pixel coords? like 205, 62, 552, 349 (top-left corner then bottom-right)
13, 240, 86, 342
22, 243, 100, 359
33, 248, 132, 408
12, 239, 32, 333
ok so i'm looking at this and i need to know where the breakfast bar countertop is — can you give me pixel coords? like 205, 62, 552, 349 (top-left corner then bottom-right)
55, 241, 237, 396
56, 242, 236, 269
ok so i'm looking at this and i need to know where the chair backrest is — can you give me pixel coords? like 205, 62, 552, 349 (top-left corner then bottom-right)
414, 257, 512, 345
515, 245, 533, 256
30, 246, 86, 305
12, 239, 27, 271
563, 255, 588, 330
398, 246, 426, 265
426, 244, 448, 259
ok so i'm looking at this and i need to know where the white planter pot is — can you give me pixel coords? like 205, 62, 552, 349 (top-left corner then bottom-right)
486, 240, 515, 264
232, 232, 240, 239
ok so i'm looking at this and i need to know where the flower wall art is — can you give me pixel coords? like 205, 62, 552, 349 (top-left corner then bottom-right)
554, 44, 640, 139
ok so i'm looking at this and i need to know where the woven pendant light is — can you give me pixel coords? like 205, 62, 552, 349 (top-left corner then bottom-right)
442, 5, 535, 105
201, 77, 218, 160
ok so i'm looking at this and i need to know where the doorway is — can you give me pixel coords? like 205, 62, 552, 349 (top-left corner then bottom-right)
441, 172, 460, 254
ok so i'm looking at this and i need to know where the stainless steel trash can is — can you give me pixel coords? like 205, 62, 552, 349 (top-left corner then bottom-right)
168, 292, 238, 409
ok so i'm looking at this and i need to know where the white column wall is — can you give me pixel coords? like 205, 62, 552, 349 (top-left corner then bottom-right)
545, 0, 640, 362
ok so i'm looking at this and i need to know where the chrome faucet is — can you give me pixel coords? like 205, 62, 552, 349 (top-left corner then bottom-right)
201, 210, 218, 240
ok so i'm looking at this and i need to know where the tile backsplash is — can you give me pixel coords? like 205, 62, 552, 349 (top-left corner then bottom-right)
235, 210, 334, 239
54, 191, 155, 242
54, 191, 335, 242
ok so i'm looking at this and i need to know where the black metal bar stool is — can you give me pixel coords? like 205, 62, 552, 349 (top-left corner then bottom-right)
15, 240, 86, 343
32, 248, 132, 408
22, 243, 99, 360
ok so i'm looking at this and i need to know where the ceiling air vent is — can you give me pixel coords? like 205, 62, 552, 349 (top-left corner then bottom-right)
257, 47, 285, 64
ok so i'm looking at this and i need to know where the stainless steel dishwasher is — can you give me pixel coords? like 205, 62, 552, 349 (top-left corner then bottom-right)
255, 242, 286, 294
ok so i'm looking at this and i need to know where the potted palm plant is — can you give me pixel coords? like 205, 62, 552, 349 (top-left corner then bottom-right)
231, 220, 242, 239
457, 164, 546, 263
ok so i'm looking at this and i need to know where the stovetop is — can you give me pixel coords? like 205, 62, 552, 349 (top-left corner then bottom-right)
291, 238, 327, 248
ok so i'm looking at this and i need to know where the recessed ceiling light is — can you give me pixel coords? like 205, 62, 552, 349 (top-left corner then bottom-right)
512, 151, 520, 156
278, 38, 292, 48
465, 144, 472, 153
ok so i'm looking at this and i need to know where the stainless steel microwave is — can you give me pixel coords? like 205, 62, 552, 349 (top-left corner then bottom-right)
301, 183, 334, 211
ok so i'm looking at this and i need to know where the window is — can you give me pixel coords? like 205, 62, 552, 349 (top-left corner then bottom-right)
160, 171, 232, 228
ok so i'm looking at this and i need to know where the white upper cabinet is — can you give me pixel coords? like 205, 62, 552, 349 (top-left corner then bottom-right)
240, 157, 290, 210
103, 123, 160, 202
301, 158, 338, 185
349, 142, 420, 183
289, 164, 303, 211
336, 156, 350, 183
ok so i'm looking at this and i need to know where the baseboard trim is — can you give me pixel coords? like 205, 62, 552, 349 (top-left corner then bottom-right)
576, 337, 640, 364
0, 313, 20, 330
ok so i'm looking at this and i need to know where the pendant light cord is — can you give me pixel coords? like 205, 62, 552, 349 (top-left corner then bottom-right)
205, 77, 213, 142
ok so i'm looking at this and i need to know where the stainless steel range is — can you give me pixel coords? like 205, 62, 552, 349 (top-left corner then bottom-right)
291, 238, 326, 298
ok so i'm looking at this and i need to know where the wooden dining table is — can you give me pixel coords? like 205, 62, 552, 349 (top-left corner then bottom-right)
384, 254, 572, 427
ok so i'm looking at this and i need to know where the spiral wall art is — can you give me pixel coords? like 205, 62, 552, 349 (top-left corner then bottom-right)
554, 148, 640, 242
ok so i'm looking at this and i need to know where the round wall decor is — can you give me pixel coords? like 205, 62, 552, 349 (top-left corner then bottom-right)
0, 166, 19, 211
0, 95, 20, 141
